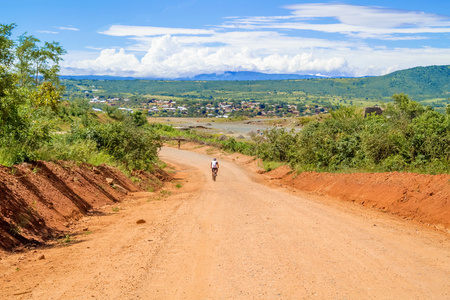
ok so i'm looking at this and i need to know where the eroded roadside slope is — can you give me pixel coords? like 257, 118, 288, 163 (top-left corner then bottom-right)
0, 161, 170, 251
267, 167, 450, 231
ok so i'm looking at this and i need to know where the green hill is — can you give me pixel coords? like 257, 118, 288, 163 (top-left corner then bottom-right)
63, 65, 450, 111
357, 65, 450, 99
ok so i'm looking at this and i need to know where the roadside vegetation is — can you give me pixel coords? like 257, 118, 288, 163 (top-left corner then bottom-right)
0, 23, 161, 173
253, 94, 450, 174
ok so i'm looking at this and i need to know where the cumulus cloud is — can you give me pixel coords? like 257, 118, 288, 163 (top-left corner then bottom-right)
63, 35, 349, 78
62, 3, 450, 77
63, 48, 140, 75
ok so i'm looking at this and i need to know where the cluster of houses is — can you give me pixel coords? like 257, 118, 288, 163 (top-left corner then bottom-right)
89, 96, 130, 105
89, 96, 328, 118
146, 100, 188, 114
141, 99, 328, 118
89, 96, 133, 113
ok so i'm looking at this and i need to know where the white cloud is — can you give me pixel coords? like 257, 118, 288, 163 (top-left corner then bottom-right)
63, 48, 140, 75
127, 30, 353, 55
62, 35, 349, 77
59, 26, 79, 31
85, 46, 104, 51
100, 25, 215, 36
62, 34, 450, 78
38, 30, 58, 34
62, 3, 450, 78
226, 3, 450, 38
285, 3, 447, 27
137, 37, 347, 77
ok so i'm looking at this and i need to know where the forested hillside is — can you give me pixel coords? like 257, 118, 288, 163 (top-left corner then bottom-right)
63, 65, 450, 111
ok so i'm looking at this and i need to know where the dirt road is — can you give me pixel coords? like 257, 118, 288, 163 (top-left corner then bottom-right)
1, 147, 449, 299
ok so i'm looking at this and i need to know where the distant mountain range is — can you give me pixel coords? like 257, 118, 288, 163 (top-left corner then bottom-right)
61, 66, 450, 83
61, 71, 329, 81
61, 75, 137, 81
181, 71, 325, 81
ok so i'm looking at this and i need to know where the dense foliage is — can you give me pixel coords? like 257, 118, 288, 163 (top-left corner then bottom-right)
66, 120, 161, 171
0, 23, 66, 165
252, 94, 450, 173
0, 24, 161, 171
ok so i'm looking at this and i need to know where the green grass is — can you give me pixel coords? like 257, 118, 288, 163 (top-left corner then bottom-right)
58, 234, 72, 244
130, 176, 141, 183
160, 190, 172, 197
262, 161, 285, 172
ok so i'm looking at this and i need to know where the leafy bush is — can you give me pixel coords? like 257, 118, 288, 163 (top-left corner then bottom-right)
34, 136, 114, 166
220, 137, 254, 155
67, 121, 161, 171
252, 128, 297, 162
253, 96, 449, 174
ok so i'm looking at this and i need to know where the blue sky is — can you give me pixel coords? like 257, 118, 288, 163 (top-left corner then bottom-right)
3, 0, 450, 77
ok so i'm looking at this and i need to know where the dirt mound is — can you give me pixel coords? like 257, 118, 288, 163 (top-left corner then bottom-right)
271, 170, 450, 230
265, 165, 292, 179
0, 161, 170, 251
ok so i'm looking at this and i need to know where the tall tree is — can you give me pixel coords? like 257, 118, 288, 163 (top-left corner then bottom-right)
0, 23, 15, 68
0, 23, 23, 133
14, 33, 66, 88
15, 33, 39, 87
30, 40, 66, 87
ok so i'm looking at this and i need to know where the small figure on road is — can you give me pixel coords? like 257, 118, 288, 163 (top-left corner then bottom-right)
211, 158, 219, 181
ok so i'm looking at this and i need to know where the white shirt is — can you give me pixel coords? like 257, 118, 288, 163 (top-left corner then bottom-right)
211, 160, 218, 168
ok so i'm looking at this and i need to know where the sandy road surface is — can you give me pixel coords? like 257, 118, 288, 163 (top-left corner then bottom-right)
1, 147, 449, 299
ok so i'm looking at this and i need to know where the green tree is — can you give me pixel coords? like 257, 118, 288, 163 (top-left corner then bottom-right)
0, 23, 65, 164
0, 23, 16, 67
131, 110, 148, 127
385, 93, 425, 122
30, 40, 66, 87
15, 33, 39, 87
13, 31, 66, 88
0, 23, 25, 140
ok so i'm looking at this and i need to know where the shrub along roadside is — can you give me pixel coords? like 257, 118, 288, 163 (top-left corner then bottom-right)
67, 120, 162, 172
252, 95, 450, 174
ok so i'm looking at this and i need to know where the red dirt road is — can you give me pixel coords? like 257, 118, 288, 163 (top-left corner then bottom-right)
1, 147, 449, 299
